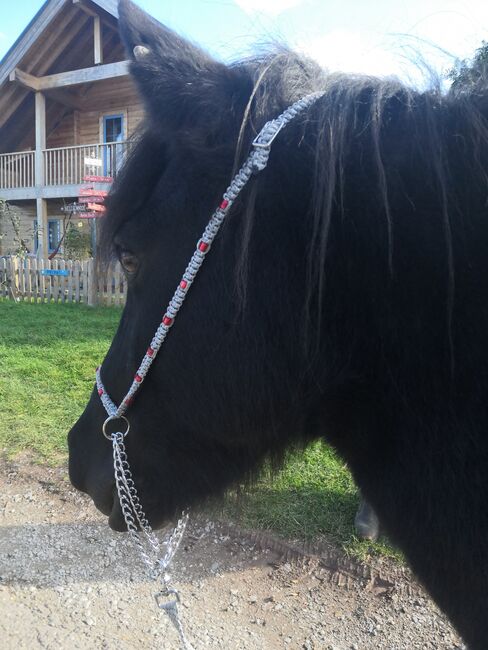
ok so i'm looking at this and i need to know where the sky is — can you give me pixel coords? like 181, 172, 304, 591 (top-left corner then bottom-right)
0, 0, 487, 86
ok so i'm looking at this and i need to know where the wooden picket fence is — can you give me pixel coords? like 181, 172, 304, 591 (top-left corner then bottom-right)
0, 256, 126, 306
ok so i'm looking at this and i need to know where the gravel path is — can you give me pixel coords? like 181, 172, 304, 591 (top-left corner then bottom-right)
0, 457, 465, 649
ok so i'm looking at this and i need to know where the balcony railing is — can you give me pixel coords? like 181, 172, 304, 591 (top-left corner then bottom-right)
0, 142, 128, 191
0, 151, 35, 190
43, 141, 127, 186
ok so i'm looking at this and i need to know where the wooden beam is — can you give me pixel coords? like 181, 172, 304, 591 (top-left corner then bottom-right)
35, 92, 46, 183
25, 4, 80, 72
72, 0, 99, 17
72, 0, 118, 32
37, 18, 95, 103
74, 110, 80, 145
8, 71, 82, 108
12, 61, 131, 91
0, 187, 37, 201
36, 198, 48, 260
94, 16, 103, 65
35, 92, 47, 260
9, 68, 40, 91
30, 16, 99, 110
0, 0, 67, 86
0, 13, 91, 131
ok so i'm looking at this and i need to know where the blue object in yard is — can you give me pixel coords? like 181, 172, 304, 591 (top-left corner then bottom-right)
41, 269, 70, 277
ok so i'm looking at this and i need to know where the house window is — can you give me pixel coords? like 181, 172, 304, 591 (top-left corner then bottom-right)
104, 115, 124, 143
48, 219, 61, 254
103, 114, 125, 177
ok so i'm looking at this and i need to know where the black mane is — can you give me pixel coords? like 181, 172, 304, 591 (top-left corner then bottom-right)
103, 49, 488, 360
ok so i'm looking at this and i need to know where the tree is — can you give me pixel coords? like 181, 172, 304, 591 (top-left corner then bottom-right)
0, 198, 31, 257
448, 41, 488, 94
63, 222, 92, 260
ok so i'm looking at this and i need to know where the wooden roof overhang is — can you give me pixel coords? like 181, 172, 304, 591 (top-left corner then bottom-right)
0, 0, 128, 153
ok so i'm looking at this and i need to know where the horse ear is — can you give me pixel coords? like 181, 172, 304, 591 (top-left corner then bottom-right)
118, 0, 251, 143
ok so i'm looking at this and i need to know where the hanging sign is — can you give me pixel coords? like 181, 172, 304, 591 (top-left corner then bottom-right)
79, 196, 105, 204
85, 203, 106, 213
60, 203, 89, 213
78, 212, 101, 219
41, 269, 70, 277
84, 157, 102, 167
79, 187, 108, 197
83, 175, 113, 183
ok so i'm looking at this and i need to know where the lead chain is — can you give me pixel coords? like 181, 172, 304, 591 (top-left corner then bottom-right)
112, 432, 193, 650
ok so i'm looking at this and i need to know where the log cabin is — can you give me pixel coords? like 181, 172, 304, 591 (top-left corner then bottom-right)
0, 0, 144, 258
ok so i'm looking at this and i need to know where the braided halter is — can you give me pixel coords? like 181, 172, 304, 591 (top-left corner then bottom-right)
95, 91, 324, 649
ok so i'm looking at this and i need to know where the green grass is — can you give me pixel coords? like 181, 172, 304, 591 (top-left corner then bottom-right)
0, 299, 399, 560
220, 443, 401, 561
0, 300, 121, 460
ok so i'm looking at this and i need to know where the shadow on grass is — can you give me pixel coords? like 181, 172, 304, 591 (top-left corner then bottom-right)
223, 485, 358, 541
218, 484, 402, 563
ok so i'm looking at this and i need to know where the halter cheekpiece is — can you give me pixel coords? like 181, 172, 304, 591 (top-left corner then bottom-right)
96, 90, 325, 649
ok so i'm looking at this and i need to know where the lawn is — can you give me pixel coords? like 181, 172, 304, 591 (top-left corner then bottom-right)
0, 300, 120, 460
0, 299, 397, 559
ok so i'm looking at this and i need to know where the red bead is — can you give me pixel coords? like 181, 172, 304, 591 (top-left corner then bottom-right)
198, 241, 209, 252
180, 280, 188, 290
147, 347, 154, 357
125, 397, 133, 407
220, 199, 229, 210
135, 374, 142, 383
163, 315, 173, 327
98, 388, 104, 396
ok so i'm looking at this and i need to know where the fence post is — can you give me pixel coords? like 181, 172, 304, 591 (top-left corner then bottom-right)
10, 257, 19, 301
87, 258, 98, 307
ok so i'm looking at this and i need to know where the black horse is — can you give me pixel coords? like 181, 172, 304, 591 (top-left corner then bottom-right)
68, 1, 488, 646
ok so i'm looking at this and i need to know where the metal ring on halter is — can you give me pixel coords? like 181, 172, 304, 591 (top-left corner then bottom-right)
102, 415, 130, 440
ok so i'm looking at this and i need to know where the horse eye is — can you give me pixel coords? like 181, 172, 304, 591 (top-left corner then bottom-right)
119, 250, 139, 275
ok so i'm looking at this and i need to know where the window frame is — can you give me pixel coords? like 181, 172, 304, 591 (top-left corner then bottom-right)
47, 218, 62, 254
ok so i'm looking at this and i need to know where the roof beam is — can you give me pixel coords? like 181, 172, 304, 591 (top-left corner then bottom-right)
10, 61, 130, 91
9, 68, 40, 91
35, 12, 92, 78
72, 0, 118, 32
8, 70, 85, 108
0, 11, 91, 131
72, 0, 99, 17
28, 5, 83, 72
0, 0, 67, 86
94, 16, 103, 65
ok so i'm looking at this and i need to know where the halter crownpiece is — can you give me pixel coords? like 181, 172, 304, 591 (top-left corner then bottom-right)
96, 90, 325, 649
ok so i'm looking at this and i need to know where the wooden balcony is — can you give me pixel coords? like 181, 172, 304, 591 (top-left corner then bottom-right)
0, 151, 35, 190
0, 141, 127, 200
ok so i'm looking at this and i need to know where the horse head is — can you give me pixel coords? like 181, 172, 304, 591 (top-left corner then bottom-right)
68, 0, 328, 531
68, 3, 488, 647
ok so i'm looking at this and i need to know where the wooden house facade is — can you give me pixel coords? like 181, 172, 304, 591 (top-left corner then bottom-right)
0, 0, 144, 258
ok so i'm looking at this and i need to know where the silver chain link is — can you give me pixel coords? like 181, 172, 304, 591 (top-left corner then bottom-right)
112, 431, 193, 649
